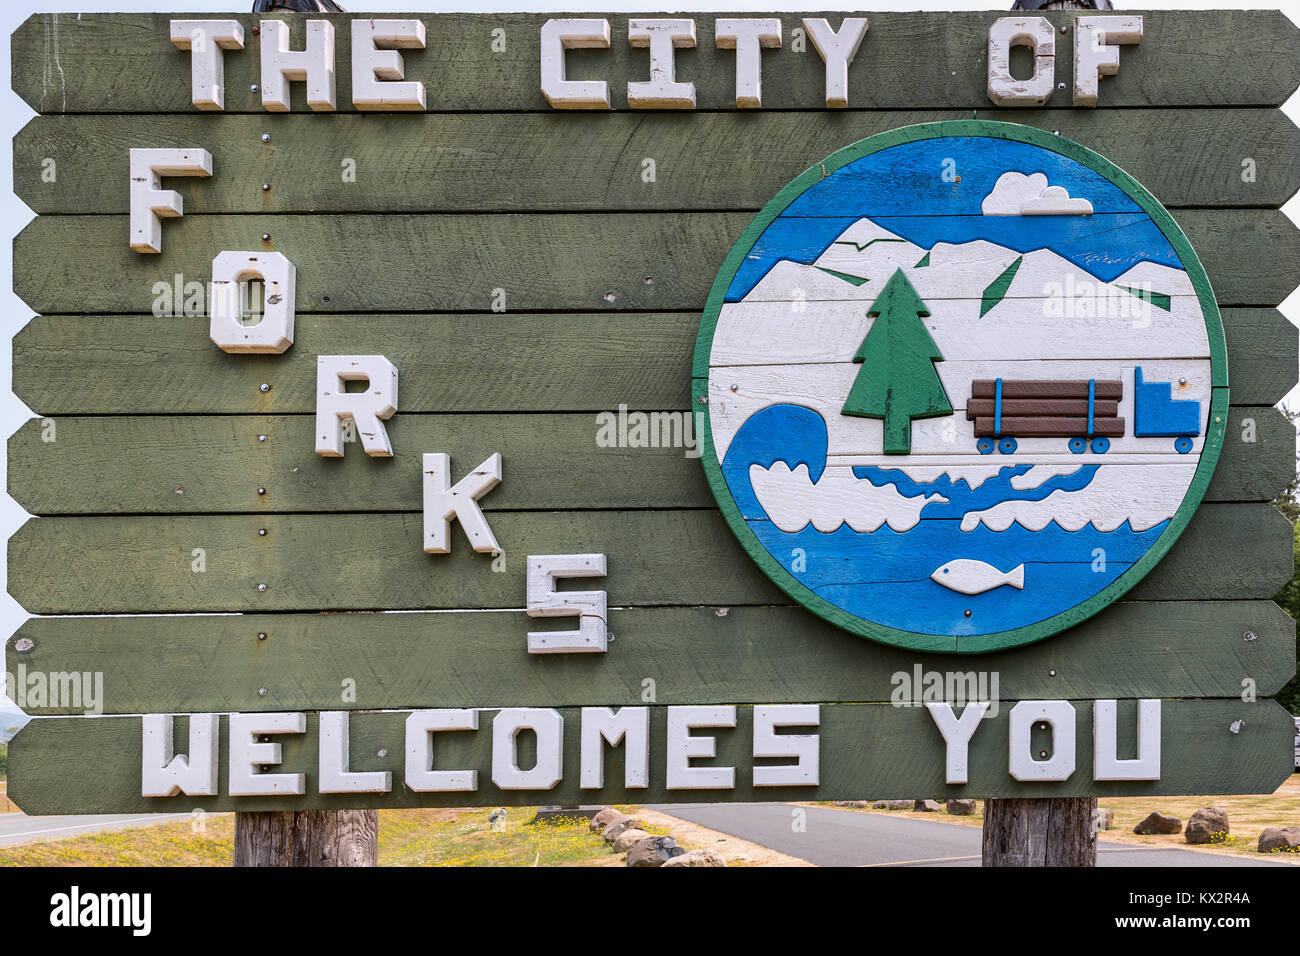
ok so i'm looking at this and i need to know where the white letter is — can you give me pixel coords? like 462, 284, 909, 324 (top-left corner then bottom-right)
802, 17, 868, 108
170, 20, 244, 110
128, 148, 212, 254
627, 18, 696, 109
422, 452, 502, 553
316, 355, 398, 457
753, 704, 819, 787
1008, 700, 1076, 782
527, 554, 607, 654
987, 16, 1056, 107
209, 251, 295, 353
666, 705, 735, 789
926, 702, 989, 785
492, 708, 563, 790
580, 706, 649, 788
352, 19, 426, 111
227, 712, 306, 796
1093, 699, 1160, 780
260, 19, 336, 112
141, 714, 218, 797
540, 18, 610, 109
319, 711, 391, 793
715, 18, 781, 109
1074, 15, 1142, 108
404, 709, 478, 792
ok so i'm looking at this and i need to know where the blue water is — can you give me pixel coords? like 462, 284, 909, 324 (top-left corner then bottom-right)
721, 405, 1167, 637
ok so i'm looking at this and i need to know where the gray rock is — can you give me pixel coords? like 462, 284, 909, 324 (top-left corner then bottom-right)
602, 816, 643, 843
913, 799, 943, 812
1185, 807, 1230, 845
613, 828, 652, 852
662, 849, 727, 867
1257, 826, 1300, 853
626, 835, 686, 867
873, 799, 914, 810
834, 800, 869, 808
947, 798, 977, 816
1133, 811, 1182, 835
589, 808, 621, 833
1094, 808, 1115, 831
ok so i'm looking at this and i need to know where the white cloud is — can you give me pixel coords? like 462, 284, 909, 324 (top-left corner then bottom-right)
981, 172, 1094, 217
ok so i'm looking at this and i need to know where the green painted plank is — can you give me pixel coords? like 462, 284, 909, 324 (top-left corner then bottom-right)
16, 109, 1300, 214
7, 700, 1293, 814
7, 503, 1291, 615
5, 601, 1293, 716
8, 405, 1288, 516
13, 12, 1300, 115
13, 210, 1300, 314
13, 308, 1293, 415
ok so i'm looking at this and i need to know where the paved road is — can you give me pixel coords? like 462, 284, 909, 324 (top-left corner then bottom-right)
657, 803, 1295, 867
0, 811, 194, 847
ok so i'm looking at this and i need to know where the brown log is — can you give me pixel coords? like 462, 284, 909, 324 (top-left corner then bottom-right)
981, 797, 1099, 866
971, 380, 1123, 400
233, 810, 378, 867
966, 398, 1120, 419
972, 416, 1127, 437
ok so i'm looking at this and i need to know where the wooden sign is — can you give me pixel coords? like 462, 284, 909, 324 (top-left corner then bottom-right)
4, 11, 1298, 813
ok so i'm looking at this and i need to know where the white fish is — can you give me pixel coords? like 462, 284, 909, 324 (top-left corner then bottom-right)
931, 559, 1025, 595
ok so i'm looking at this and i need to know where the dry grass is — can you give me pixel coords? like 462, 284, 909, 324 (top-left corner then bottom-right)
0, 808, 620, 868
0, 784, 16, 815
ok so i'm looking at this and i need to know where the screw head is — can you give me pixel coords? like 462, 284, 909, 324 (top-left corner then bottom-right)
262, 233, 271, 242
1049, 669, 1057, 676
261, 183, 271, 192
1060, 24, 1068, 33
257, 487, 267, 495
963, 609, 972, 618
257, 583, 267, 592
251, 83, 259, 93
1058, 82, 1066, 90
259, 383, 270, 393
257, 632, 267, 640
258, 434, 267, 442
261, 133, 271, 143
258, 688, 268, 697
1244, 631, 1258, 642
1039, 750, 1049, 758
258, 528, 267, 536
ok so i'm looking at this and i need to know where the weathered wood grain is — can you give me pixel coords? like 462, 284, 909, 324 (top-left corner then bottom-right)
7, 405, 1288, 516
6, 601, 1293, 716
234, 810, 377, 867
8, 700, 1293, 814
7, 504, 1290, 615
16, 108, 1300, 214
13, 12, 1300, 114
13, 210, 1300, 314
13, 308, 1294, 415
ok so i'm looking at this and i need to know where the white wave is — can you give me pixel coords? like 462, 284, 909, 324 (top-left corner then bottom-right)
749, 463, 944, 534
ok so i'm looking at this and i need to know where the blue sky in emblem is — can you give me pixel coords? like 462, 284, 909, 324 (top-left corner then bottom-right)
726, 136, 1184, 301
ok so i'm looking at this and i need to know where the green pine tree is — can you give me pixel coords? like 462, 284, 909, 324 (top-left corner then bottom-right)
841, 268, 952, 454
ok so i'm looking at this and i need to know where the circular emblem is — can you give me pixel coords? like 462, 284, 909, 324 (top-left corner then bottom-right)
694, 122, 1226, 652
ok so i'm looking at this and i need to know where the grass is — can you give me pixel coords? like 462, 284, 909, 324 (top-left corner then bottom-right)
0, 808, 622, 867
0, 783, 16, 815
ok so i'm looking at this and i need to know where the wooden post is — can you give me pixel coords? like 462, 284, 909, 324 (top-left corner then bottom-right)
981, 798, 1097, 866
234, 810, 378, 867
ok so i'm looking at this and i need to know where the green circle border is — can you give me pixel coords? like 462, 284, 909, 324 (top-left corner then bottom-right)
692, 120, 1228, 655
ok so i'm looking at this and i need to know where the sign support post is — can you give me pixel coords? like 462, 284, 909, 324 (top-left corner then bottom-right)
233, 810, 378, 867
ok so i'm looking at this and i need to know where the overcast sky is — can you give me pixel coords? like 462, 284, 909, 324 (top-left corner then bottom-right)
2, 1, 1297, 713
